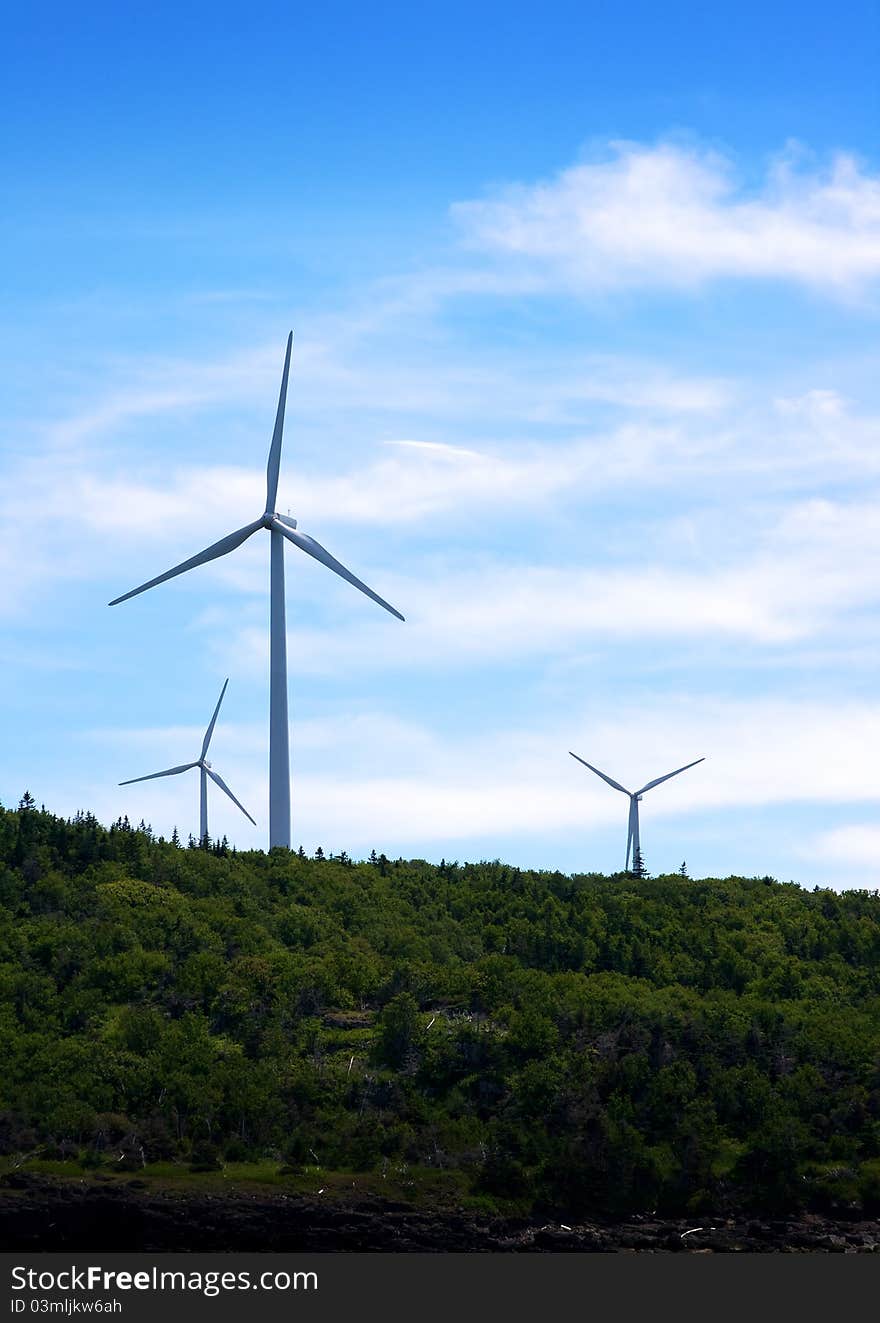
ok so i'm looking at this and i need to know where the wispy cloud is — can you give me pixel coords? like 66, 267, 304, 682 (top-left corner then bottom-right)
13, 384, 880, 551
810, 824, 880, 871
189, 491, 880, 678
454, 140, 880, 297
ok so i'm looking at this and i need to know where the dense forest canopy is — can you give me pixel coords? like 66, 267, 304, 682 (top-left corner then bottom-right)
2, 798, 880, 1216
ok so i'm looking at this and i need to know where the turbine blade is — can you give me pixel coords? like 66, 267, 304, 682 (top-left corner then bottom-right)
626, 800, 636, 870
201, 678, 229, 758
205, 767, 257, 826
119, 762, 198, 785
568, 752, 630, 796
266, 332, 293, 513
109, 520, 264, 606
636, 757, 705, 797
274, 519, 404, 621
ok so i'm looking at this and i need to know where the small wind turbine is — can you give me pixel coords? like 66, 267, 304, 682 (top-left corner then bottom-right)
569, 751, 704, 873
120, 679, 255, 842
110, 333, 404, 849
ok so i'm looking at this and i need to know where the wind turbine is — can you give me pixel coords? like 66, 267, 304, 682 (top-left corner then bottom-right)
110, 333, 404, 848
569, 751, 704, 872
120, 678, 255, 841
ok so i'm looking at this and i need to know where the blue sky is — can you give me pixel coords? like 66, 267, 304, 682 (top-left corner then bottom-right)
3, 2, 880, 885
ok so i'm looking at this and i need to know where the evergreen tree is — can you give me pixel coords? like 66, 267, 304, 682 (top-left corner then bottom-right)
631, 847, 648, 878
679, 860, 689, 878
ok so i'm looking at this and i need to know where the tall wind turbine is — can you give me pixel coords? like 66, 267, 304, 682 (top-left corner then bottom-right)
110, 333, 404, 848
120, 679, 255, 841
569, 751, 704, 872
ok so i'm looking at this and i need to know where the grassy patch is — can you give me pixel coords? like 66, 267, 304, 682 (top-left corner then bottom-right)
0, 1154, 502, 1211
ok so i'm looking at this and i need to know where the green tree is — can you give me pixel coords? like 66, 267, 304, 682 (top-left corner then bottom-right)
375, 992, 422, 1068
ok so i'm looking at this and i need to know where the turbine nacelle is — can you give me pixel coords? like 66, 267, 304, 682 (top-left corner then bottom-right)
262, 511, 297, 528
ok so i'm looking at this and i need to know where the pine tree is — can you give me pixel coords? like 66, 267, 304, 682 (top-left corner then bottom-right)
679, 860, 689, 878
631, 847, 648, 878
18, 791, 35, 811
171, 827, 180, 848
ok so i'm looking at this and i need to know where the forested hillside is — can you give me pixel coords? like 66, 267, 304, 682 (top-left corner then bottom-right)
2, 798, 880, 1217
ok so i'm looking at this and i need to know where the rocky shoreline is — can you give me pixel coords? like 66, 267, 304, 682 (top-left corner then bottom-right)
1, 1175, 878, 1252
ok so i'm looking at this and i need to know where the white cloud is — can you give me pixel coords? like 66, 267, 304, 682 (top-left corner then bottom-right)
5, 287, 880, 628
811, 825, 880, 871
186, 492, 880, 678
13, 390, 880, 554
47, 343, 284, 449
454, 141, 880, 296
6, 354, 880, 674
0, 416, 704, 619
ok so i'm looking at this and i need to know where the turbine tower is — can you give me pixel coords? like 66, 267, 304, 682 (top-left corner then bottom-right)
110, 333, 404, 848
569, 751, 704, 872
120, 679, 255, 841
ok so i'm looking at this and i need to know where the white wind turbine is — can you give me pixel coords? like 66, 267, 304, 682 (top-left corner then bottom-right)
120, 679, 255, 841
110, 333, 404, 849
569, 751, 704, 872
